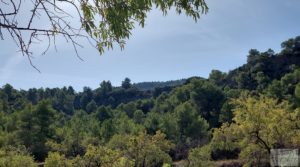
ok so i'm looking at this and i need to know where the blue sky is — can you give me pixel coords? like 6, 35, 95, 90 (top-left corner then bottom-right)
1, 0, 300, 90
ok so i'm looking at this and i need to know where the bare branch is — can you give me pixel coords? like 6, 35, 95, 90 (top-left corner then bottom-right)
0, 0, 88, 71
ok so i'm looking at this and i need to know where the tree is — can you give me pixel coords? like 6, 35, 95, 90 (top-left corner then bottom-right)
0, 0, 208, 70
0, 147, 37, 167
86, 100, 97, 113
83, 145, 132, 167
108, 131, 174, 167
219, 101, 234, 123
175, 102, 210, 146
121, 78, 132, 89
46, 110, 101, 157
133, 110, 145, 124
44, 152, 72, 167
144, 111, 161, 135
17, 101, 55, 160
80, 87, 93, 110
247, 49, 260, 64
17, 105, 36, 152
94, 81, 113, 105
208, 70, 227, 87
281, 36, 300, 54
188, 145, 212, 167
215, 95, 300, 166
94, 106, 112, 122
295, 83, 300, 106
27, 88, 39, 105
17, 101, 56, 161
190, 79, 225, 127
52, 90, 75, 115
1, 84, 16, 105
100, 81, 113, 93
209, 123, 240, 160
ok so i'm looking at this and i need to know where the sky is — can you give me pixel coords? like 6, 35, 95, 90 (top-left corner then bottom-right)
1, 0, 300, 90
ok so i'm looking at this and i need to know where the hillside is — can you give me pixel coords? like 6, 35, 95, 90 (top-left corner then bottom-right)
0, 36, 299, 167
133, 79, 187, 91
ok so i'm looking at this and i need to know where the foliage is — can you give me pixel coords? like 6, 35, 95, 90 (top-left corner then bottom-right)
175, 102, 210, 146
46, 111, 101, 157
108, 131, 174, 167
0, 147, 37, 167
210, 95, 300, 166
83, 145, 133, 167
17, 101, 56, 161
133, 79, 186, 91
188, 145, 212, 167
209, 123, 240, 160
44, 152, 72, 167
81, 0, 208, 53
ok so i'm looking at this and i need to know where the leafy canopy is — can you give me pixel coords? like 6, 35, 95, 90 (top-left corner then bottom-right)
81, 0, 208, 53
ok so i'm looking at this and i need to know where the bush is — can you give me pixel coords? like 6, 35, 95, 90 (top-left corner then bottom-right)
188, 145, 212, 167
0, 147, 37, 167
44, 152, 72, 167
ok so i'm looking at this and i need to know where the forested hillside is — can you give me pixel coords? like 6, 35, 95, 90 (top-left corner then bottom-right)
133, 79, 187, 91
0, 36, 300, 166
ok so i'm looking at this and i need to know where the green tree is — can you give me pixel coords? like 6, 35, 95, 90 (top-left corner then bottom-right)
247, 49, 260, 64
281, 36, 300, 54
295, 83, 300, 106
113, 111, 144, 136
209, 70, 227, 87
83, 145, 133, 167
27, 88, 39, 105
17, 101, 56, 161
52, 90, 75, 115
17, 105, 35, 148
255, 72, 270, 91
190, 79, 225, 127
188, 145, 212, 167
209, 123, 240, 160
219, 101, 234, 123
47, 111, 100, 157
94, 106, 112, 122
235, 71, 255, 90
133, 110, 145, 124
44, 152, 72, 167
100, 81, 113, 93
266, 80, 284, 99
158, 113, 179, 142
100, 119, 116, 142
86, 100, 97, 114
80, 87, 93, 110
214, 95, 300, 166
108, 131, 174, 167
144, 112, 161, 135
175, 102, 210, 147
0, 147, 37, 167
95, 81, 113, 105
122, 78, 132, 89
2, 84, 15, 102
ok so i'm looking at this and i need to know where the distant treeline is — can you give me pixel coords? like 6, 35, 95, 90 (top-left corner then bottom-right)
133, 79, 187, 91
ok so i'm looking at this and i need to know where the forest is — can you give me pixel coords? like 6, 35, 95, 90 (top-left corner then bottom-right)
0, 36, 300, 166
